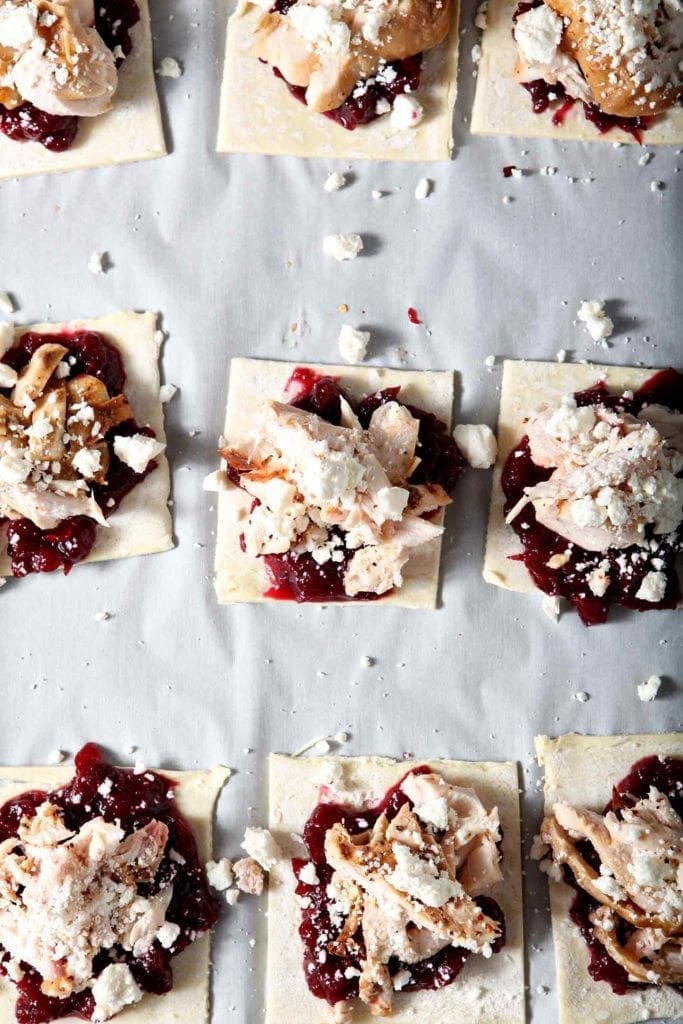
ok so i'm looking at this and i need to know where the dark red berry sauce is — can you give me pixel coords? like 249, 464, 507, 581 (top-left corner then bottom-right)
502, 368, 683, 625
407, 307, 422, 324
1, 330, 157, 579
512, 1, 652, 141
241, 368, 465, 602
0, 0, 139, 151
0, 743, 219, 1024
293, 766, 505, 1007
268, 2, 423, 136
563, 755, 683, 995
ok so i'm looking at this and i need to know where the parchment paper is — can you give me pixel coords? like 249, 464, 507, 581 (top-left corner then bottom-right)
0, 1, 680, 1022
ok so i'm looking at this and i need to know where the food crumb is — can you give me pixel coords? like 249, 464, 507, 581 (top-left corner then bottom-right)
156, 57, 182, 78
637, 675, 661, 702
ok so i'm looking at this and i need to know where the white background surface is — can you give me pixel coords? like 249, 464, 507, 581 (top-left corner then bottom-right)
0, 0, 681, 1021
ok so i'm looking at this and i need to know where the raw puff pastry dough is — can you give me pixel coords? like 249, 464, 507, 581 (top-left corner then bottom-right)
535, 732, 683, 1024
471, 0, 683, 145
266, 754, 525, 1024
0, 310, 173, 577
214, 357, 455, 607
0, 759, 230, 1024
0, 0, 166, 181
216, 0, 460, 161
483, 358, 666, 595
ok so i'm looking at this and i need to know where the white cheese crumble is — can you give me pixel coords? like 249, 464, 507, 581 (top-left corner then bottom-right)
206, 857, 234, 891
203, 469, 230, 492
413, 797, 449, 831
414, 177, 432, 199
637, 674, 661, 701
635, 570, 667, 602
389, 94, 423, 129
71, 447, 102, 480
0, 320, 14, 356
484, 354, 496, 371
159, 383, 178, 403
88, 251, 107, 275
298, 862, 320, 885
47, 749, 65, 764
91, 964, 143, 1022
576, 300, 614, 342
573, 691, 590, 703
338, 324, 370, 363
240, 827, 283, 871
323, 171, 346, 192
453, 423, 497, 469
113, 433, 166, 474
322, 233, 364, 261
156, 56, 182, 78
0, 293, 14, 315
388, 843, 464, 907
0, 363, 18, 388
514, 4, 563, 64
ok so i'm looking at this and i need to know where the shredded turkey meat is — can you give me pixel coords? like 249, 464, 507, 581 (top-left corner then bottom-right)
220, 397, 452, 597
250, 0, 450, 113
0, 339, 141, 531
303, 771, 503, 1018
539, 786, 683, 986
0, 801, 179, 1000
506, 394, 683, 552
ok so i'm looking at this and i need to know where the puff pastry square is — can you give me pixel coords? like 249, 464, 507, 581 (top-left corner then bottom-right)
471, 0, 683, 145
0, 310, 173, 577
216, 0, 461, 161
266, 754, 525, 1024
483, 358, 663, 596
0, 760, 230, 1024
0, 0, 166, 181
535, 732, 683, 1024
214, 357, 456, 608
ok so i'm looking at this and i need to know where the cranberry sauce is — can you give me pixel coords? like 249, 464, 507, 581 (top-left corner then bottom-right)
0, 744, 219, 1024
501, 368, 683, 625
1, 331, 157, 578
252, 368, 465, 602
292, 767, 505, 1007
566, 756, 683, 995
0, 0, 139, 152
270, 37, 423, 132
512, 1, 652, 140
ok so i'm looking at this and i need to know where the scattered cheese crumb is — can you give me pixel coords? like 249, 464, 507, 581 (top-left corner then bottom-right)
540, 166, 557, 176
94, 610, 112, 622
371, 189, 384, 199
414, 177, 432, 200
635, 570, 667, 602
47, 749, 65, 764
650, 180, 664, 193
0, 321, 13, 357
241, 827, 283, 871
638, 152, 653, 166
298, 862, 320, 885
389, 94, 423, 129
113, 433, 166, 474
453, 424, 497, 469
471, 43, 482, 63
323, 171, 346, 192
573, 691, 590, 703
0, 363, 18, 388
338, 324, 370, 363
0, 293, 14, 315
323, 234, 363, 261
88, 251, 107, 275
203, 469, 230, 492
361, 655, 374, 667
91, 964, 142, 1022
541, 595, 561, 621
224, 888, 239, 906
577, 300, 613, 342
156, 57, 182, 78
502, 195, 513, 204
159, 383, 177, 403
637, 675, 661, 702
206, 858, 234, 891
484, 354, 496, 371
556, 349, 567, 362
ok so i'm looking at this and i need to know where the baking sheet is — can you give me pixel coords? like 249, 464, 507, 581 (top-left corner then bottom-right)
0, 0, 680, 1022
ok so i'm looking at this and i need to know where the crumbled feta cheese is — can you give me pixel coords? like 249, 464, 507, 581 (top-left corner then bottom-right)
156, 56, 182, 78
388, 843, 463, 907
156, 921, 181, 948
638, 151, 653, 166
514, 4, 563, 63
453, 423, 497, 469
72, 447, 102, 480
338, 324, 370, 363
540, 166, 557, 176
484, 354, 496, 371
113, 433, 166, 474
371, 189, 384, 199
573, 691, 590, 703
637, 675, 661, 701
203, 469, 230, 492
393, 968, 412, 990
241, 827, 283, 871
322, 233, 363, 261
0, 293, 14, 315
635, 570, 667, 602
413, 797, 449, 831
88, 252, 107, 275
298, 862, 320, 885
224, 888, 239, 906
594, 870, 626, 902
542, 595, 561, 620
206, 858, 234, 891
556, 349, 567, 363
0, 363, 17, 388
159, 383, 177, 403
0, 453, 32, 485
375, 486, 409, 519
650, 180, 664, 192
414, 177, 432, 200
94, 610, 111, 622
91, 964, 143, 1021
47, 749, 65, 764
323, 171, 346, 192
577, 300, 613, 342
389, 94, 423, 129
